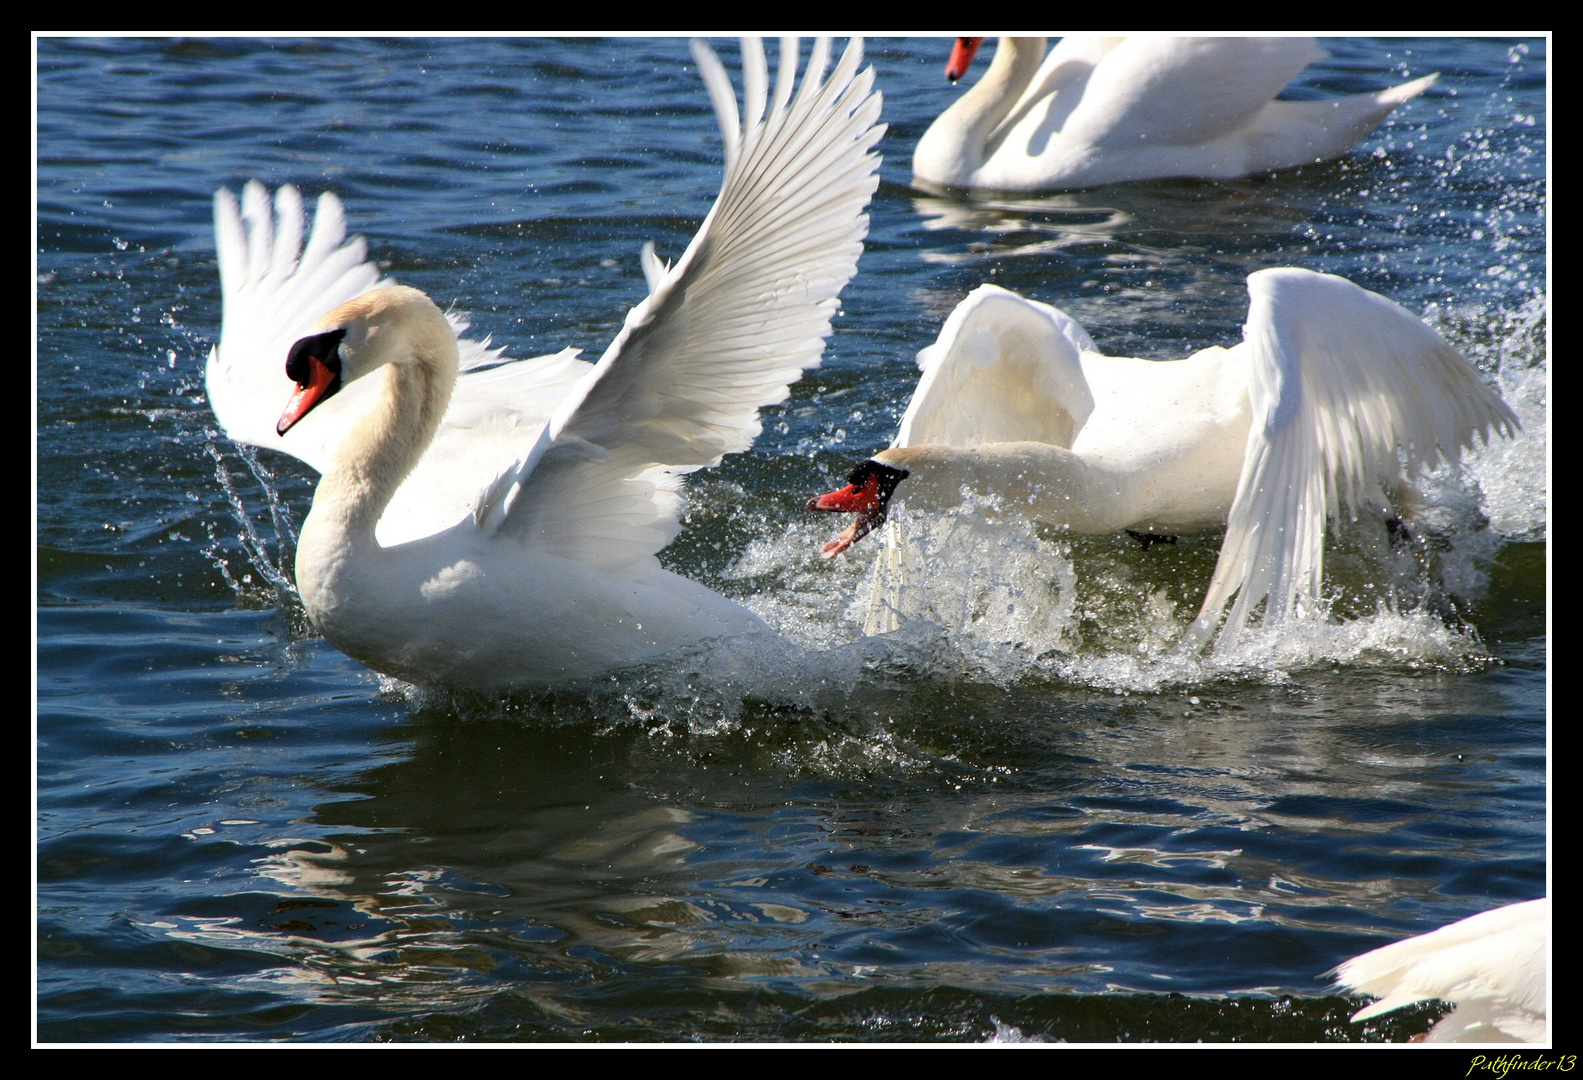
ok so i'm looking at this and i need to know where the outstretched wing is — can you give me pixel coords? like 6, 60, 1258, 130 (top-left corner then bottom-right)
895, 282, 1096, 450
487, 38, 885, 572
1192, 267, 1520, 645
208, 181, 596, 546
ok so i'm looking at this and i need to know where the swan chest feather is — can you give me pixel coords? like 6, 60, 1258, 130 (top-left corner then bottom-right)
298, 529, 771, 688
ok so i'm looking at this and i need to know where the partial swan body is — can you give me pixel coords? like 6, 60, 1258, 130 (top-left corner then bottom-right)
1334, 898, 1548, 1043
808, 275, 1518, 647
913, 37, 1437, 192
206, 38, 884, 689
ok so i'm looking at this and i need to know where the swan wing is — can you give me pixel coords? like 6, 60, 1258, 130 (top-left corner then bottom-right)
209, 181, 390, 472
209, 180, 601, 546
1193, 268, 1519, 643
1061, 37, 1326, 150
896, 284, 1096, 450
1001, 35, 1121, 127
490, 38, 884, 571
1335, 898, 1547, 1042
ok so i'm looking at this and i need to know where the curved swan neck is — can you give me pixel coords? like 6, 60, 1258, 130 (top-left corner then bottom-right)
301, 291, 459, 552
328, 358, 455, 539
914, 37, 1047, 185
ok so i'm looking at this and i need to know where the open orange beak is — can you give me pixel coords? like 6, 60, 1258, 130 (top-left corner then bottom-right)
806, 459, 910, 558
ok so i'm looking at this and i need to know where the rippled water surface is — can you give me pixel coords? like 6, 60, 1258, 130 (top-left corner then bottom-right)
36, 36, 1547, 1044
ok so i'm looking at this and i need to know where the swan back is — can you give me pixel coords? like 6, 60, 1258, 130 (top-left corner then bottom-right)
913, 37, 1437, 191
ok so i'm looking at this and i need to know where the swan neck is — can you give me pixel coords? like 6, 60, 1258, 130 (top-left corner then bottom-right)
309, 344, 456, 548
916, 37, 1047, 183
876, 441, 1135, 534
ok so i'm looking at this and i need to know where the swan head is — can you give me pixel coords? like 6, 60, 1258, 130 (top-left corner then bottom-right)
806, 457, 910, 557
276, 285, 453, 437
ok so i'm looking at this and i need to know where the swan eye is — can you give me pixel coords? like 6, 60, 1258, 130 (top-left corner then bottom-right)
285, 328, 347, 387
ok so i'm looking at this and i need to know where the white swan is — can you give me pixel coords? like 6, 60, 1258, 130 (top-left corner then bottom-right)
807, 274, 1518, 646
205, 38, 884, 689
912, 37, 1438, 192
1334, 898, 1548, 1043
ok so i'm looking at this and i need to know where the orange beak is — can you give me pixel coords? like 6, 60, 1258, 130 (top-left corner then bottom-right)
276, 352, 339, 436
276, 328, 346, 436
946, 37, 985, 83
806, 459, 910, 558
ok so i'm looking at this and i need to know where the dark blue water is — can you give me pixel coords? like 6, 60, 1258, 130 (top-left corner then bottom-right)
36, 36, 1547, 1043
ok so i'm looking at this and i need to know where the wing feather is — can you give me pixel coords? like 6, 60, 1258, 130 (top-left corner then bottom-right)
895, 283, 1096, 450
208, 181, 596, 546
493, 38, 884, 570
208, 181, 389, 467
1335, 898, 1546, 1042
1191, 268, 1520, 646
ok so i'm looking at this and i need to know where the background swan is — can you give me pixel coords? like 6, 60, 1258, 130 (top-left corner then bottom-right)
205, 38, 884, 689
913, 37, 1437, 191
808, 274, 1518, 647
1334, 898, 1548, 1043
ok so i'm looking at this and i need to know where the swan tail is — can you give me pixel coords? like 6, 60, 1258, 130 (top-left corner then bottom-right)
1194, 267, 1518, 649
1377, 71, 1439, 109
1245, 72, 1438, 171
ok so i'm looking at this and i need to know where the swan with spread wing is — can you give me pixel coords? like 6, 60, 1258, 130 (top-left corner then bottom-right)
913, 37, 1436, 192
808, 275, 1518, 647
206, 38, 884, 689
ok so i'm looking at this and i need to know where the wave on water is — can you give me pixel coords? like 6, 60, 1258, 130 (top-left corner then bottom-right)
1455, 292, 1548, 541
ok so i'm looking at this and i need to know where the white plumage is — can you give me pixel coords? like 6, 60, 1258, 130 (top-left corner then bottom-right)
913, 37, 1436, 192
1335, 898, 1548, 1043
808, 276, 1518, 647
206, 38, 884, 688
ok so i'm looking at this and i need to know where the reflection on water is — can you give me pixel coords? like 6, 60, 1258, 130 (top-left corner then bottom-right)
911, 176, 1328, 273
96, 667, 1533, 1017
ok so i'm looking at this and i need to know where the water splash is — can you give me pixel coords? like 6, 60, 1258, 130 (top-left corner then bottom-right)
730, 474, 1511, 697
202, 433, 301, 609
